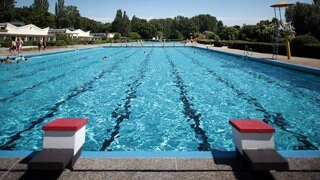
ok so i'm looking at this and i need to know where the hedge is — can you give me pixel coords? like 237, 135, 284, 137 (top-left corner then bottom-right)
228, 41, 320, 59
196, 39, 223, 47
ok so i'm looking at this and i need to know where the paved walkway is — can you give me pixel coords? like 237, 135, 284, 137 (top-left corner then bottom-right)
1, 156, 320, 179
198, 44, 320, 69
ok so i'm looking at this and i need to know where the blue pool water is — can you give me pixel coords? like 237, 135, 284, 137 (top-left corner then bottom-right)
0, 47, 319, 151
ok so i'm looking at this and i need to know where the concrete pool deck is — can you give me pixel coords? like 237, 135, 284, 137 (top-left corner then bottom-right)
1, 153, 320, 179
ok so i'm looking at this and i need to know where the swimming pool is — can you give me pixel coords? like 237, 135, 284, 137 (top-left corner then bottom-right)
0, 46, 319, 152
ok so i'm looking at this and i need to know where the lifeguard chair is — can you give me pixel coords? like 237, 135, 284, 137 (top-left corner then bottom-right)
271, 2, 295, 60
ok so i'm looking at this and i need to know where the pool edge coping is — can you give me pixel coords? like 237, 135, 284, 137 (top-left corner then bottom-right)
1, 150, 319, 158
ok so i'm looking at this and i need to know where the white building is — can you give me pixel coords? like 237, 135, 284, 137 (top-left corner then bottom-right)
66, 29, 93, 40
0, 23, 49, 43
107, 32, 116, 39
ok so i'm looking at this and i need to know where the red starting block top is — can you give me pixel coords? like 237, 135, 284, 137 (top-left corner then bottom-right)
229, 119, 275, 133
43, 118, 88, 131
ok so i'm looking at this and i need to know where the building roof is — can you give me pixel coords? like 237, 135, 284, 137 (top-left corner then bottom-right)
0, 23, 49, 36
66, 29, 93, 38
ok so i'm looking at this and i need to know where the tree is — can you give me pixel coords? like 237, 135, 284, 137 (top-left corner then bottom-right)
55, 0, 65, 28
0, 0, 16, 21
128, 32, 141, 40
122, 11, 131, 36
32, 0, 49, 12
138, 21, 155, 39
219, 26, 239, 41
216, 20, 224, 34
111, 10, 131, 36
191, 14, 218, 33
286, 2, 320, 40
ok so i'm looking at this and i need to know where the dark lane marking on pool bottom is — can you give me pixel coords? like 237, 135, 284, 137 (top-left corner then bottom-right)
165, 50, 211, 151
0, 50, 105, 83
176, 49, 318, 150
0, 49, 101, 73
0, 49, 129, 103
0, 49, 139, 150
100, 50, 153, 151
200, 50, 320, 106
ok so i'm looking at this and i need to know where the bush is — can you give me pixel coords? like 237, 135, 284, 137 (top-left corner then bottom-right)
228, 40, 320, 59
128, 32, 141, 40
1, 39, 11, 47
23, 41, 38, 46
203, 31, 220, 41
292, 34, 319, 46
197, 39, 223, 47
113, 33, 121, 40
54, 40, 67, 46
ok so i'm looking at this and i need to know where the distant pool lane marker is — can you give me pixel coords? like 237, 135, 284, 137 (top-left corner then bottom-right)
175, 48, 318, 150
0, 50, 139, 150
165, 49, 211, 151
0, 49, 129, 103
200, 49, 320, 106
100, 50, 153, 151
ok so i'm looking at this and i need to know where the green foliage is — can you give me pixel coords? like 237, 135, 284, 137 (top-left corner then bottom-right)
219, 26, 239, 40
113, 33, 121, 40
55, 40, 67, 46
138, 22, 155, 39
196, 39, 222, 47
238, 20, 274, 42
292, 34, 319, 46
56, 33, 75, 45
127, 32, 141, 40
0, 0, 16, 19
0, 38, 11, 47
32, 0, 49, 12
23, 40, 38, 46
190, 14, 218, 33
132, 16, 155, 39
111, 10, 131, 36
171, 30, 183, 40
228, 40, 320, 59
286, 2, 320, 40
203, 31, 220, 41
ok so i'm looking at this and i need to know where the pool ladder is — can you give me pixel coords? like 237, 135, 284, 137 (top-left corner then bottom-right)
243, 45, 253, 59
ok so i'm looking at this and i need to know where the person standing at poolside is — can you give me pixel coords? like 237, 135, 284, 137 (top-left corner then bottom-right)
17, 37, 23, 55
38, 38, 43, 52
10, 38, 17, 55
42, 38, 47, 51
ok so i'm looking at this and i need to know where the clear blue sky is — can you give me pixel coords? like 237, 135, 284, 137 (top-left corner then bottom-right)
16, 0, 313, 26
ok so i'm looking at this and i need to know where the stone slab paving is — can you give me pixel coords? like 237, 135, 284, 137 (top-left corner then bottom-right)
194, 44, 320, 69
1, 157, 319, 179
